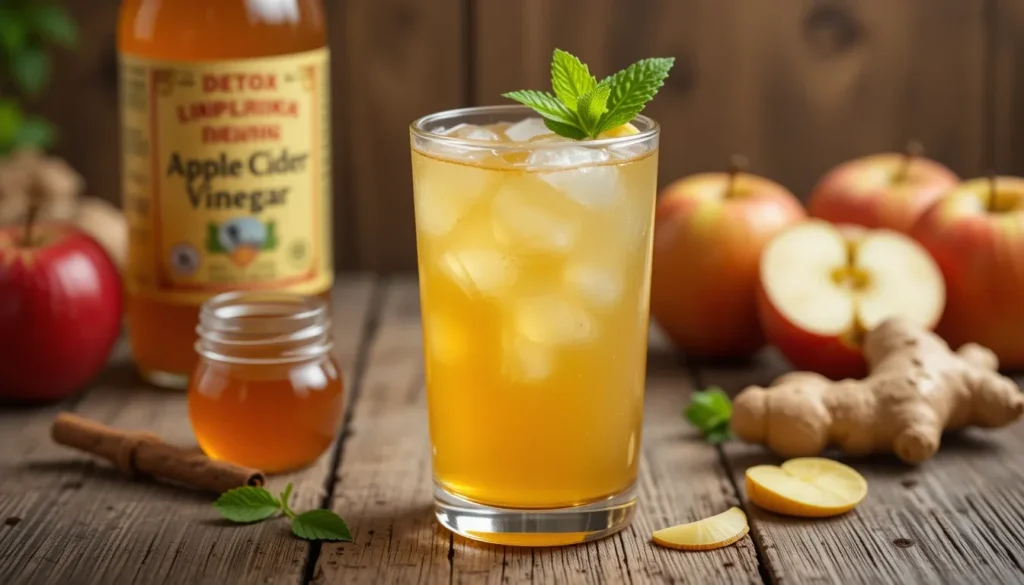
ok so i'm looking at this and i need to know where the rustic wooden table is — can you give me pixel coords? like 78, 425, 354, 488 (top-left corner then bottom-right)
3, 276, 1024, 585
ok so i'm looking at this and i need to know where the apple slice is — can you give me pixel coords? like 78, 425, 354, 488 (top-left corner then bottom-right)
651, 507, 749, 551
757, 219, 945, 379
745, 458, 868, 518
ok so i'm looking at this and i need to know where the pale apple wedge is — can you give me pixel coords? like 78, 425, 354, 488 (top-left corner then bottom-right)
651, 507, 749, 551
745, 457, 867, 518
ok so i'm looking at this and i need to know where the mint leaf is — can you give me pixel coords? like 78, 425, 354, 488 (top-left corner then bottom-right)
291, 509, 353, 542
576, 83, 611, 137
596, 57, 674, 134
279, 483, 295, 519
214, 486, 282, 523
543, 119, 587, 140
684, 387, 733, 443
551, 49, 596, 110
705, 428, 732, 445
503, 50, 673, 140
501, 89, 579, 127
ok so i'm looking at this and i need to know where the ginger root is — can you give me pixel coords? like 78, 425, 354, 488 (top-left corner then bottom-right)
0, 149, 127, 270
745, 458, 867, 518
732, 318, 1024, 463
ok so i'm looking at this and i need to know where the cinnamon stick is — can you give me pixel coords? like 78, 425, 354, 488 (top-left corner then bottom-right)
51, 412, 264, 494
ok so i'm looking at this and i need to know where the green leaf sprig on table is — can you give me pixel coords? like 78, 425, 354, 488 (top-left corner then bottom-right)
502, 49, 675, 140
684, 387, 733, 444
214, 483, 353, 542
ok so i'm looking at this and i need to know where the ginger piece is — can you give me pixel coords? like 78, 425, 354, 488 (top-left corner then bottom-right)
0, 148, 82, 225
732, 318, 1024, 463
74, 197, 128, 270
651, 507, 748, 551
745, 457, 867, 518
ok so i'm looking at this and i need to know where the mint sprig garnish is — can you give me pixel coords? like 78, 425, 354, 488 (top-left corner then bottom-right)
503, 49, 674, 140
214, 483, 353, 542
684, 387, 733, 444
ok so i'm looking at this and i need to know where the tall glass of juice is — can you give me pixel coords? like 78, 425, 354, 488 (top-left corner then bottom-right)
410, 106, 659, 546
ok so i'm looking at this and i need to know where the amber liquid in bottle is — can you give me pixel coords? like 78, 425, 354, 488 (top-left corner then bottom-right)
117, 0, 330, 388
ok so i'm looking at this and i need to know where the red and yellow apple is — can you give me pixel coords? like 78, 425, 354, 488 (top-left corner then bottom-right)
809, 150, 958, 233
758, 220, 945, 379
0, 223, 122, 402
651, 169, 806, 357
911, 176, 1024, 369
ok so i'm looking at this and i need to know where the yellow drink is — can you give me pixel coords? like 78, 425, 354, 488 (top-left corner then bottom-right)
411, 111, 659, 516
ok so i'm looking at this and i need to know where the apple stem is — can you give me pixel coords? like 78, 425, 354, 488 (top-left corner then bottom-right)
895, 140, 923, 183
20, 180, 42, 248
988, 171, 998, 213
726, 154, 749, 198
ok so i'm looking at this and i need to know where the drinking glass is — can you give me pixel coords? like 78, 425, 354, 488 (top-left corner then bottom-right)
410, 106, 659, 546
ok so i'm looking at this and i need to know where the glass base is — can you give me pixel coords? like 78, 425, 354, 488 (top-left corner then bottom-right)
434, 482, 636, 547
139, 368, 189, 390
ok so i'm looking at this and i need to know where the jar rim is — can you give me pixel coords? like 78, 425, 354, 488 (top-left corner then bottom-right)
195, 291, 333, 364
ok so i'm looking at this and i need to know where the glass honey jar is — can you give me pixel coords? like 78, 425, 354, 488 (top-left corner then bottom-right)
188, 291, 343, 473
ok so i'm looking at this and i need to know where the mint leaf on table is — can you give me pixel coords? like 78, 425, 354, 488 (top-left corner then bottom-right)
291, 509, 353, 542
214, 486, 281, 523
503, 49, 674, 140
213, 482, 352, 542
684, 387, 733, 444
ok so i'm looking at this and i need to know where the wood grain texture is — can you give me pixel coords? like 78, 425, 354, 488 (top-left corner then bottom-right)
0, 278, 375, 585
341, 0, 466, 271
35, 0, 121, 204
27, 0, 1013, 271
314, 280, 758, 584
992, 0, 1024, 173
474, 0, 988, 199
693, 349, 1024, 585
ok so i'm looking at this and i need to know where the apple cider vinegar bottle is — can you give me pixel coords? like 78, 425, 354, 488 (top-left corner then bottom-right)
117, 0, 332, 388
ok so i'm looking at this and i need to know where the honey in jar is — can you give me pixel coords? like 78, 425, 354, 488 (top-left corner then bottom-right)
189, 291, 343, 473
117, 0, 332, 388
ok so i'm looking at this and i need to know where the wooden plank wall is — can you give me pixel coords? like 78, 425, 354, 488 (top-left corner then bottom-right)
28, 0, 1024, 271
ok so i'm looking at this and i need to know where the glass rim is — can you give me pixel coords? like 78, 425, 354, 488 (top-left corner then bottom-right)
409, 104, 659, 151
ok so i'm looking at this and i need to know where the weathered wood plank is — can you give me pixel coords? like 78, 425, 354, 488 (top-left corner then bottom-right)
342, 0, 466, 271
992, 0, 1024, 174
694, 349, 1024, 584
314, 280, 760, 584
312, 278, 450, 585
474, 0, 989, 199
0, 277, 376, 585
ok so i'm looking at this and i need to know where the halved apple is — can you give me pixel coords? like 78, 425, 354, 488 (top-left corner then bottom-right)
757, 220, 945, 379
651, 507, 749, 551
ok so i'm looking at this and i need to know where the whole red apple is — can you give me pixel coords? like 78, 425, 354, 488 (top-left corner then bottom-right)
809, 146, 959, 233
0, 223, 122, 402
650, 163, 806, 357
911, 176, 1024, 369
758, 220, 945, 379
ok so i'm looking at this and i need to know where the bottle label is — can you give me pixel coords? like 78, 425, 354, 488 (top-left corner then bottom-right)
120, 48, 332, 305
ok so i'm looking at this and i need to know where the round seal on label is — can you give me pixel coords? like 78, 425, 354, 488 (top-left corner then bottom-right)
169, 243, 200, 276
